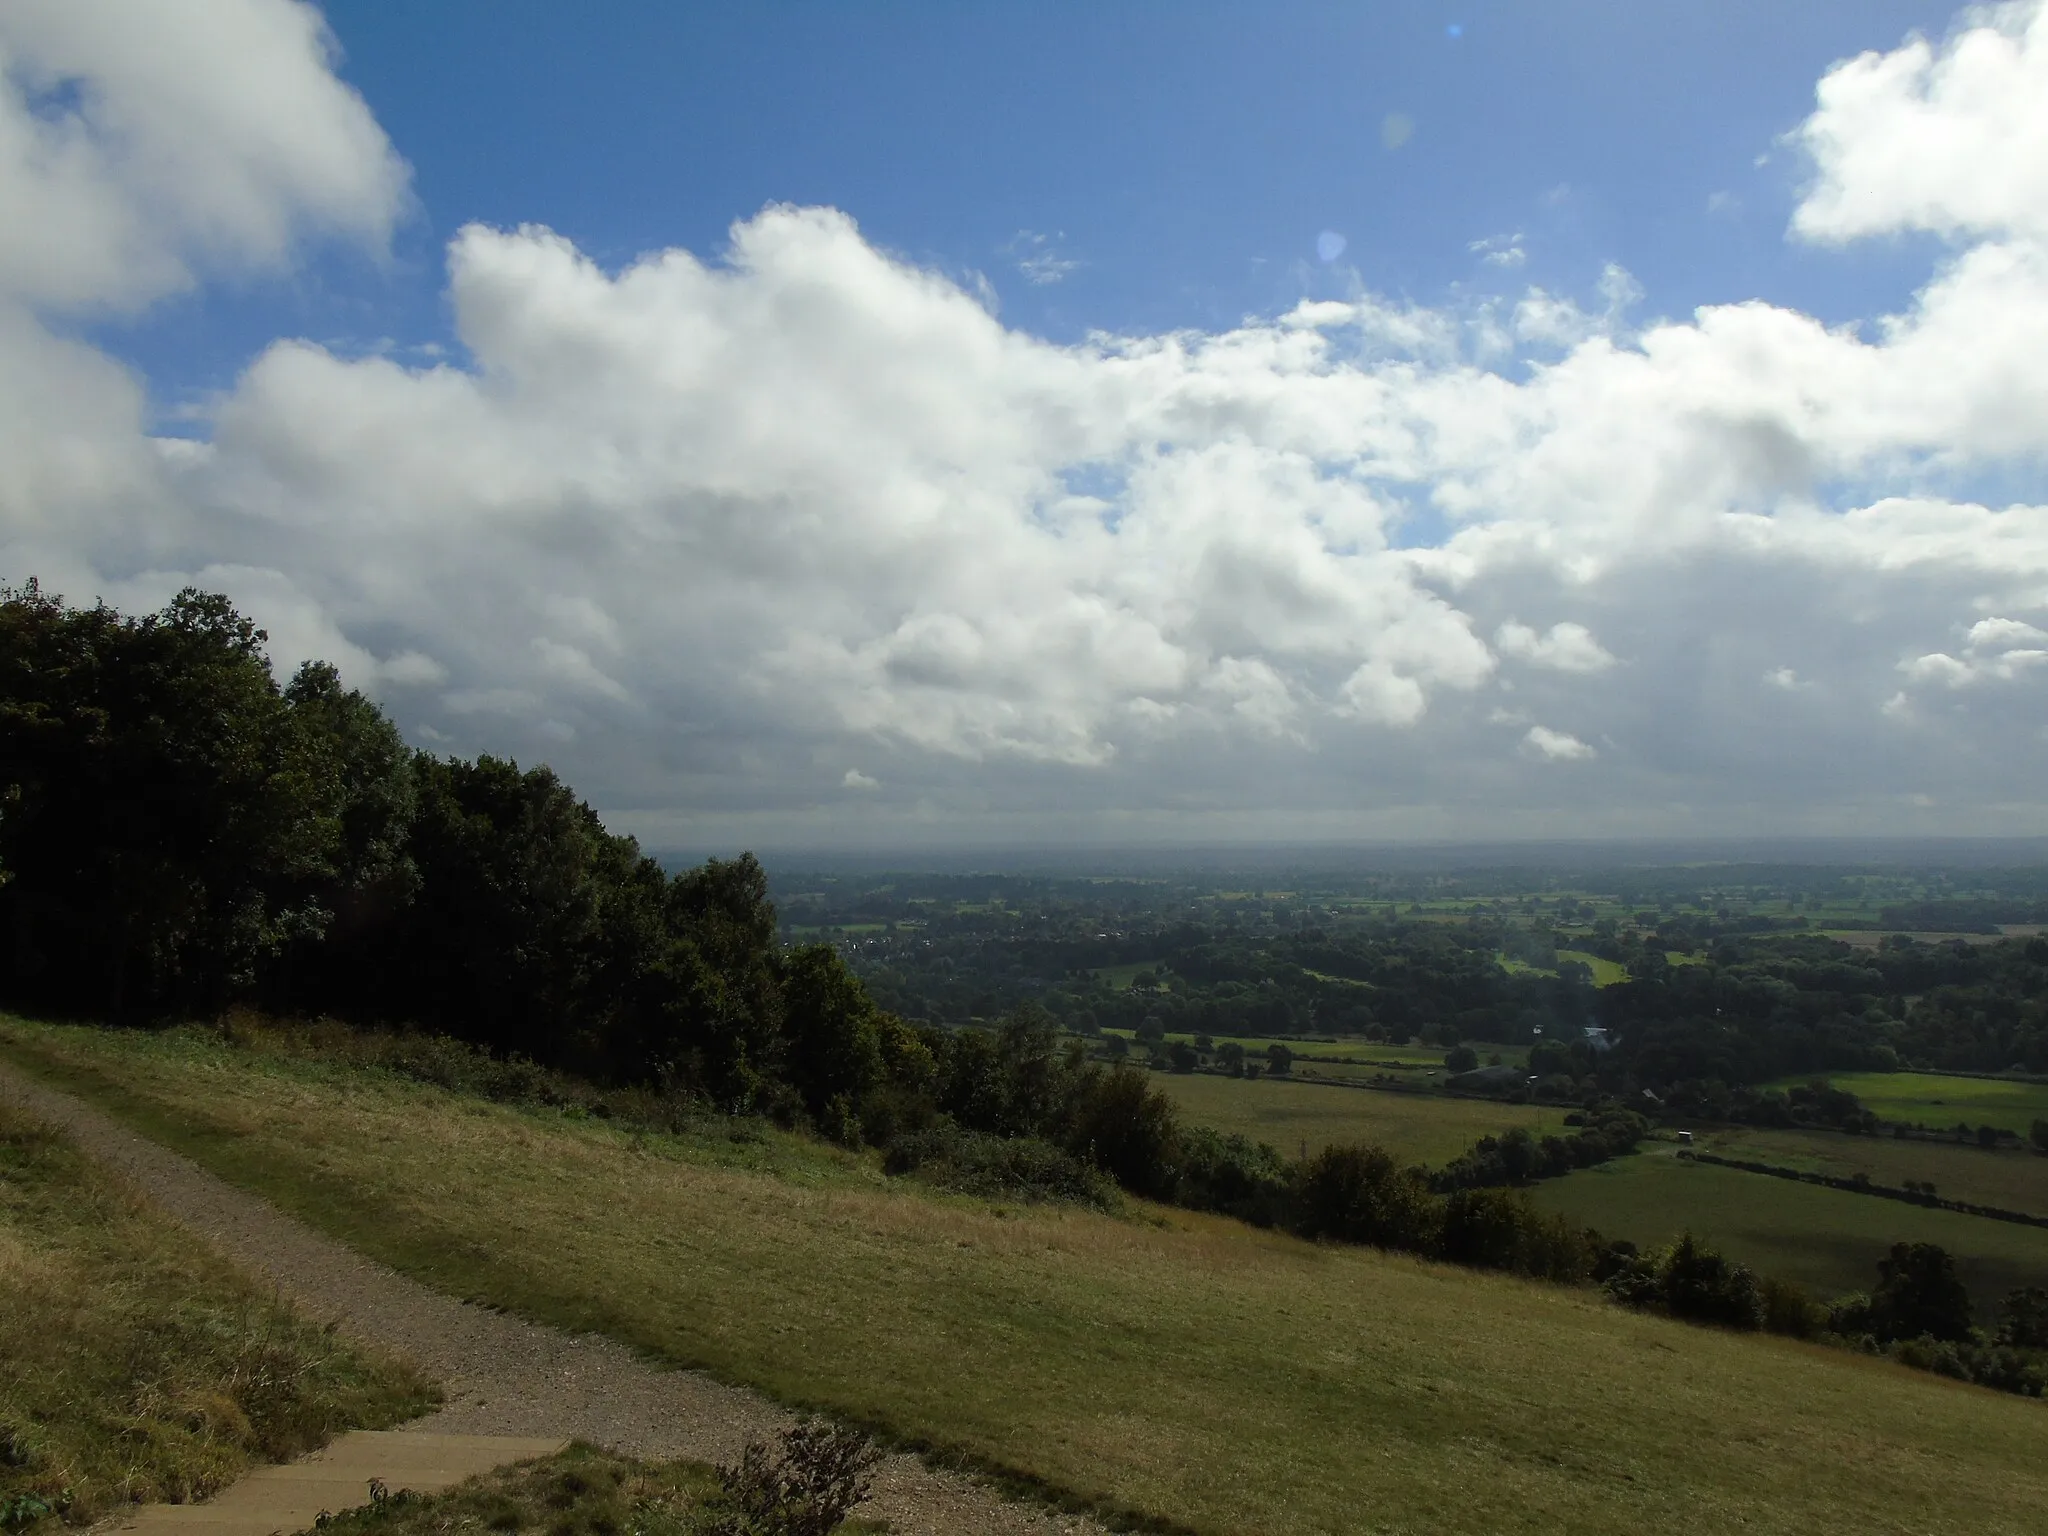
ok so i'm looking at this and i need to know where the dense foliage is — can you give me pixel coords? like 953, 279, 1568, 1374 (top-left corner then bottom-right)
0, 583, 902, 1122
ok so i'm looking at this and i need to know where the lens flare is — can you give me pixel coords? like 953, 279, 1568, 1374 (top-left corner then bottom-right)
1316, 230, 1347, 263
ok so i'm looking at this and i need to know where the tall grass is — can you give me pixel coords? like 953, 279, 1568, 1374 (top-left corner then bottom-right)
0, 1102, 437, 1529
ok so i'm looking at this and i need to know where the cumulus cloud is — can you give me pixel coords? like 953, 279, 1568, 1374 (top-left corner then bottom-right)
1496, 621, 1616, 673
1522, 726, 1595, 762
5, 0, 2048, 842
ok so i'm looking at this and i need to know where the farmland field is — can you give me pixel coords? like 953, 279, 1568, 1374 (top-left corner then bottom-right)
1556, 949, 1629, 985
1529, 1151, 2048, 1304
5, 1016, 2047, 1536
1773, 1072, 2048, 1137
1155, 1071, 1546, 1164
1686, 1125, 2048, 1215
1099, 1027, 1454, 1065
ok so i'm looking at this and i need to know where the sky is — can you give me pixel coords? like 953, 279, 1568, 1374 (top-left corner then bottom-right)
3, 0, 2047, 852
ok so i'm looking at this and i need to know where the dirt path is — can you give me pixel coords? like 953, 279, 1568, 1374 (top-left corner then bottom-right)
0, 1064, 1107, 1536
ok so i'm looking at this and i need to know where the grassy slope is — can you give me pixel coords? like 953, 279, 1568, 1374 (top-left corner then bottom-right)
1689, 1125, 2048, 1215
1773, 1072, 2048, 1137
1529, 1152, 2048, 1303
0, 1100, 434, 1527
2, 1019, 2045, 1536
1155, 1072, 1545, 1164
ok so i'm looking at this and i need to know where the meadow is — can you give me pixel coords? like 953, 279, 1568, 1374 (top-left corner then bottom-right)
1555, 950, 1629, 985
1155, 1071, 1546, 1164
1688, 1125, 2048, 1215
8, 1016, 2044, 1536
1529, 1151, 2048, 1304
1777, 1072, 2048, 1137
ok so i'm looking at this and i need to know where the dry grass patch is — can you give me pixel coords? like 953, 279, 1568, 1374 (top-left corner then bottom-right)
0, 1100, 436, 1531
4, 1019, 2047, 1536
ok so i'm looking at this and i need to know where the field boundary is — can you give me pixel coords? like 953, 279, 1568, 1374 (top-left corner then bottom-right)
1682, 1150, 2048, 1230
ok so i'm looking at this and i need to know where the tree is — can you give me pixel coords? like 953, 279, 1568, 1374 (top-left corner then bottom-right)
1294, 1144, 1440, 1252
1444, 1044, 1479, 1073
1869, 1242, 1974, 1343
1266, 1042, 1294, 1075
1998, 1286, 2048, 1349
2031, 1119, 2048, 1155
0, 583, 340, 1013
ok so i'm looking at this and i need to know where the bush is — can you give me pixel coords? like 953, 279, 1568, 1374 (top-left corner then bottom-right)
1605, 1232, 1763, 1330
882, 1127, 1117, 1209
1292, 1144, 1440, 1253
703, 1422, 881, 1536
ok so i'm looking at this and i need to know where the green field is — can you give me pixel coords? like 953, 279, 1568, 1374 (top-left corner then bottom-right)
1104, 1026, 1410, 1061
1689, 1126, 2048, 1216
5, 1016, 2046, 1536
1529, 1152, 2048, 1305
1775, 1072, 2048, 1137
1155, 1071, 1550, 1164
1556, 949, 1630, 985
1091, 960, 1165, 989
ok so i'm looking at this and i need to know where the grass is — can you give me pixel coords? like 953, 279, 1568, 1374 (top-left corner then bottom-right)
4, 1024, 2048, 1536
1099, 1028, 1459, 1067
297, 1444, 746, 1536
0, 1101, 435, 1530
1528, 1152, 2048, 1306
1770, 1072, 2048, 1137
1154, 1072, 1546, 1164
1686, 1125, 2048, 1216
9, 1020, 2045, 1534
1554, 950, 1629, 986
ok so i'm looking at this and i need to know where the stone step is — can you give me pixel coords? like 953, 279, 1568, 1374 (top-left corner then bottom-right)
107, 1431, 568, 1536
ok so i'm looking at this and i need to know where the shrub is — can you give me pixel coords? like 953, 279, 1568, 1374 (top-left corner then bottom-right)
882, 1127, 1117, 1209
1292, 1144, 1440, 1253
703, 1422, 881, 1536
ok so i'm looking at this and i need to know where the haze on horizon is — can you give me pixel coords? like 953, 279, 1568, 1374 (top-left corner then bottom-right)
3, 0, 2047, 852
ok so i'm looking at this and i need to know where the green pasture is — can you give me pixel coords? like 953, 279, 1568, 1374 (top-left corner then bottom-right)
1687, 1125, 2048, 1217
8, 1015, 2047, 1536
1099, 1028, 1469, 1069
1155, 1071, 1548, 1164
1530, 1152, 2048, 1305
1091, 960, 1165, 989
1556, 950, 1629, 985
1774, 1072, 2048, 1137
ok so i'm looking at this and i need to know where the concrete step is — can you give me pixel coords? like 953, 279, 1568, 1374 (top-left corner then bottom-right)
108, 1431, 568, 1536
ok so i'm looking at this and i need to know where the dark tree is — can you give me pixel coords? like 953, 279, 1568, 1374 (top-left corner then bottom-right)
1869, 1242, 1974, 1343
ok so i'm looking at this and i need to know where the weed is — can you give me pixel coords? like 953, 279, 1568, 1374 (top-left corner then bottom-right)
702, 1424, 881, 1536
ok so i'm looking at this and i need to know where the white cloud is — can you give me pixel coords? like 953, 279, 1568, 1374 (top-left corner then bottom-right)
842, 769, 879, 791
1790, 0, 2048, 245
0, 0, 407, 313
1469, 233, 1527, 268
1522, 726, 1595, 761
1496, 621, 1616, 673
1005, 229, 1079, 286
6, 0, 2048, 840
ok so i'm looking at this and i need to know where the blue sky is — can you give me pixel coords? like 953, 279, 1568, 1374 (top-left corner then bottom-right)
8, 0, 2048, 847
114, 1, 1951, 411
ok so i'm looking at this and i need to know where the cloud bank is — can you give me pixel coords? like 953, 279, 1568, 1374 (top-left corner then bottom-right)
4, 0, 2048, 846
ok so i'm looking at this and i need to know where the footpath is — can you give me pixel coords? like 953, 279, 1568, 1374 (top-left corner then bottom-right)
0, 1064, 1103, 1536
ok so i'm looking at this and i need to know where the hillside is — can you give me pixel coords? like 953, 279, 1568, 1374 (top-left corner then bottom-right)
4, 1016, 2043, 1536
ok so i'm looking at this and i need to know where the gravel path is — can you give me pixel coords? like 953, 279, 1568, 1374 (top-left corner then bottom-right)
0, 1064, 1108, 1536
